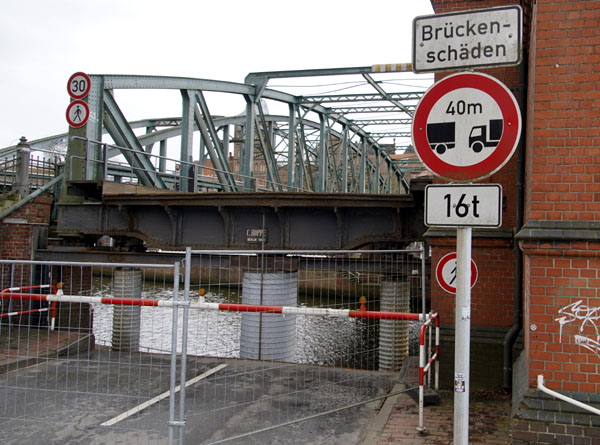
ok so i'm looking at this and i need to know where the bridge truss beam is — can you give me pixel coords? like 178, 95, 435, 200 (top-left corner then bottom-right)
61, 65, 429, 197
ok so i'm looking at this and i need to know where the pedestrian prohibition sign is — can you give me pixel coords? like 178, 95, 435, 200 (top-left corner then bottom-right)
66, 100, 89, 128
412, 71, 521, 182
435, 252, 478, 294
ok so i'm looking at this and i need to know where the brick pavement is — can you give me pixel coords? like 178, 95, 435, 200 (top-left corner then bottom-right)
365, 355, 513, 444
375, 389, 513, 444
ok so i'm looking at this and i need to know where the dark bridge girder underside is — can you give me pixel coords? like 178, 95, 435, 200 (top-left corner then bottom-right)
56, 182, 426, 250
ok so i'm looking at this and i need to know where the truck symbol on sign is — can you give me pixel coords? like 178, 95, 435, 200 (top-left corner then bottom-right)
469, 119, 503, 153
426, 122, 455, 154
426, 119, 504, 154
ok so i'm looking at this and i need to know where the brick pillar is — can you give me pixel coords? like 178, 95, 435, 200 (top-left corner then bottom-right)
512, 0, 600, 442
0, 196, 53, 326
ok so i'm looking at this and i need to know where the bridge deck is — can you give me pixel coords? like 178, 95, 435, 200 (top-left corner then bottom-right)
56, 181, 426, 251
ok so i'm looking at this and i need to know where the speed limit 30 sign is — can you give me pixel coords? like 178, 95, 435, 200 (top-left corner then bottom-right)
67, 72, 91, 99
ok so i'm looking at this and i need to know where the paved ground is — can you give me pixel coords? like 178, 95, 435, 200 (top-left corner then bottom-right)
362, 356, 513, 444
1, 326, 514, 444
368, 389, 513, 444
0, 325, 93, 374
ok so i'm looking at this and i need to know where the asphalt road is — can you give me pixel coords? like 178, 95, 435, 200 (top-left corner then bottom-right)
0, 350, 396, 444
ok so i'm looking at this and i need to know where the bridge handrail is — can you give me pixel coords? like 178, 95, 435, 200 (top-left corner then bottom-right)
0, 150, 60, 196
68, 136, 316, 193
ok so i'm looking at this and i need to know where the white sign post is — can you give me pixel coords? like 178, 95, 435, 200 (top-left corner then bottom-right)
412, 6, 522, 73
413, 71, 521, 445
454, 225, 472, 443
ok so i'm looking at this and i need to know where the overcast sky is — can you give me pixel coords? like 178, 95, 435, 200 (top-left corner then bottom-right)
0, 0, 433, 148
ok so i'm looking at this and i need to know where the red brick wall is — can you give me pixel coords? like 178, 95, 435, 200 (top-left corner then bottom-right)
0, 196, 52, 286
0, 196, 93, 332
430, 237, 515, 327
526, 0, 600, 223
522, 241, 600, 393
0, 196, 53, 323
520, 0, 600, 393
527, 0, 600, 221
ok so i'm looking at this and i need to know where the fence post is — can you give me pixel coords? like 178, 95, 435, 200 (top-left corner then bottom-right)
15, 137, 31, 196
178, 248, 192, 445
168, 261, 181, 445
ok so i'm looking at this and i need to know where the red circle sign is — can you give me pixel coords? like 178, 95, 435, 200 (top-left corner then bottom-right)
66, 100, 89, 128
67, 72, 91, 100
412, 72, 521, 182
435, 252, 478, 294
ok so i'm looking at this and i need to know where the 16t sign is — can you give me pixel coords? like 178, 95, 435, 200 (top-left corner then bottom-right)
425, 184, 502, 227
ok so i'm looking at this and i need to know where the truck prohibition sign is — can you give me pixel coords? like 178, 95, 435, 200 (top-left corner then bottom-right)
412, 71, 521, 182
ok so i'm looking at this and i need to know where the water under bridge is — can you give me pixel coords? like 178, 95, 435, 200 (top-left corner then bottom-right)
1, 65, 433, 256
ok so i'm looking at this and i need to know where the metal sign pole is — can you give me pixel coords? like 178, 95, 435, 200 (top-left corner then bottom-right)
453, 226, 472, 444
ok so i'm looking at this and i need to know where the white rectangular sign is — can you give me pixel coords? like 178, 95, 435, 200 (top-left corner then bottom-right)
412, 6, 522, 73
425, 184, 502, 227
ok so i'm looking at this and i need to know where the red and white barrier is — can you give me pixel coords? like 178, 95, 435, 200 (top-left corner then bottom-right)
0, 284, 59, 331
0, 287, 440, 430
417, 312, 440, 433
0, 292, 428, 321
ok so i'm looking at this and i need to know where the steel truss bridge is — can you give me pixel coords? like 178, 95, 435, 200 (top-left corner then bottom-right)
1, 65, 433, 252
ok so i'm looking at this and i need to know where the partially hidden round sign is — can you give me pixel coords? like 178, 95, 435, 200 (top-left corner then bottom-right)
435, 252, 478, 294
412, 71, 521, 182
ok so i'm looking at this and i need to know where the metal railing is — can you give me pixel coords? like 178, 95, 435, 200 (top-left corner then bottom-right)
69, 136, 313, 193
0, 150, 59, 196
537, 375, 600, 416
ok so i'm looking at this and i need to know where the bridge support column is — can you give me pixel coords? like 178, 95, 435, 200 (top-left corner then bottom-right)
240, 271, 297, 361
111, 268, 142, 351
379, 279, 410, 371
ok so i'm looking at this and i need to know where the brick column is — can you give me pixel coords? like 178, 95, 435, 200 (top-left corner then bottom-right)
0, 196, 53, 325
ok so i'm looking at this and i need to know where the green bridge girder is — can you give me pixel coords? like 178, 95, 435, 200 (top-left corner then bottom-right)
61, 65, 429, 197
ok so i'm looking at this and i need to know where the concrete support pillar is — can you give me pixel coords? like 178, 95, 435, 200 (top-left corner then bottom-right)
240, 271, 297, 361
379, 279, 410, 371
112, 268, 142, 351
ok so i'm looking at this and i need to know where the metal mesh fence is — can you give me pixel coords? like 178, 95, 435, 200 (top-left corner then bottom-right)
0, 249, 427, 444
0, 261, 178, 444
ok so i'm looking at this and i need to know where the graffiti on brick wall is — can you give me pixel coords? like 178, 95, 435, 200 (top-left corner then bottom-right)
556, 300, 600, 357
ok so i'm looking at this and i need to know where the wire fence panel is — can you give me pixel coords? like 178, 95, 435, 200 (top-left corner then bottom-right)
180, 249, 424, 444
0, 260, 180, 445
0, 249, 428, 444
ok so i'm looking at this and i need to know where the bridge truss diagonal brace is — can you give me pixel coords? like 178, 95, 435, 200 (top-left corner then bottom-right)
295, 107, 314, 192
254, 100, 283, 191
103, 91, 167, 189
191, 91, 236, 192
180, 89, 196, 192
